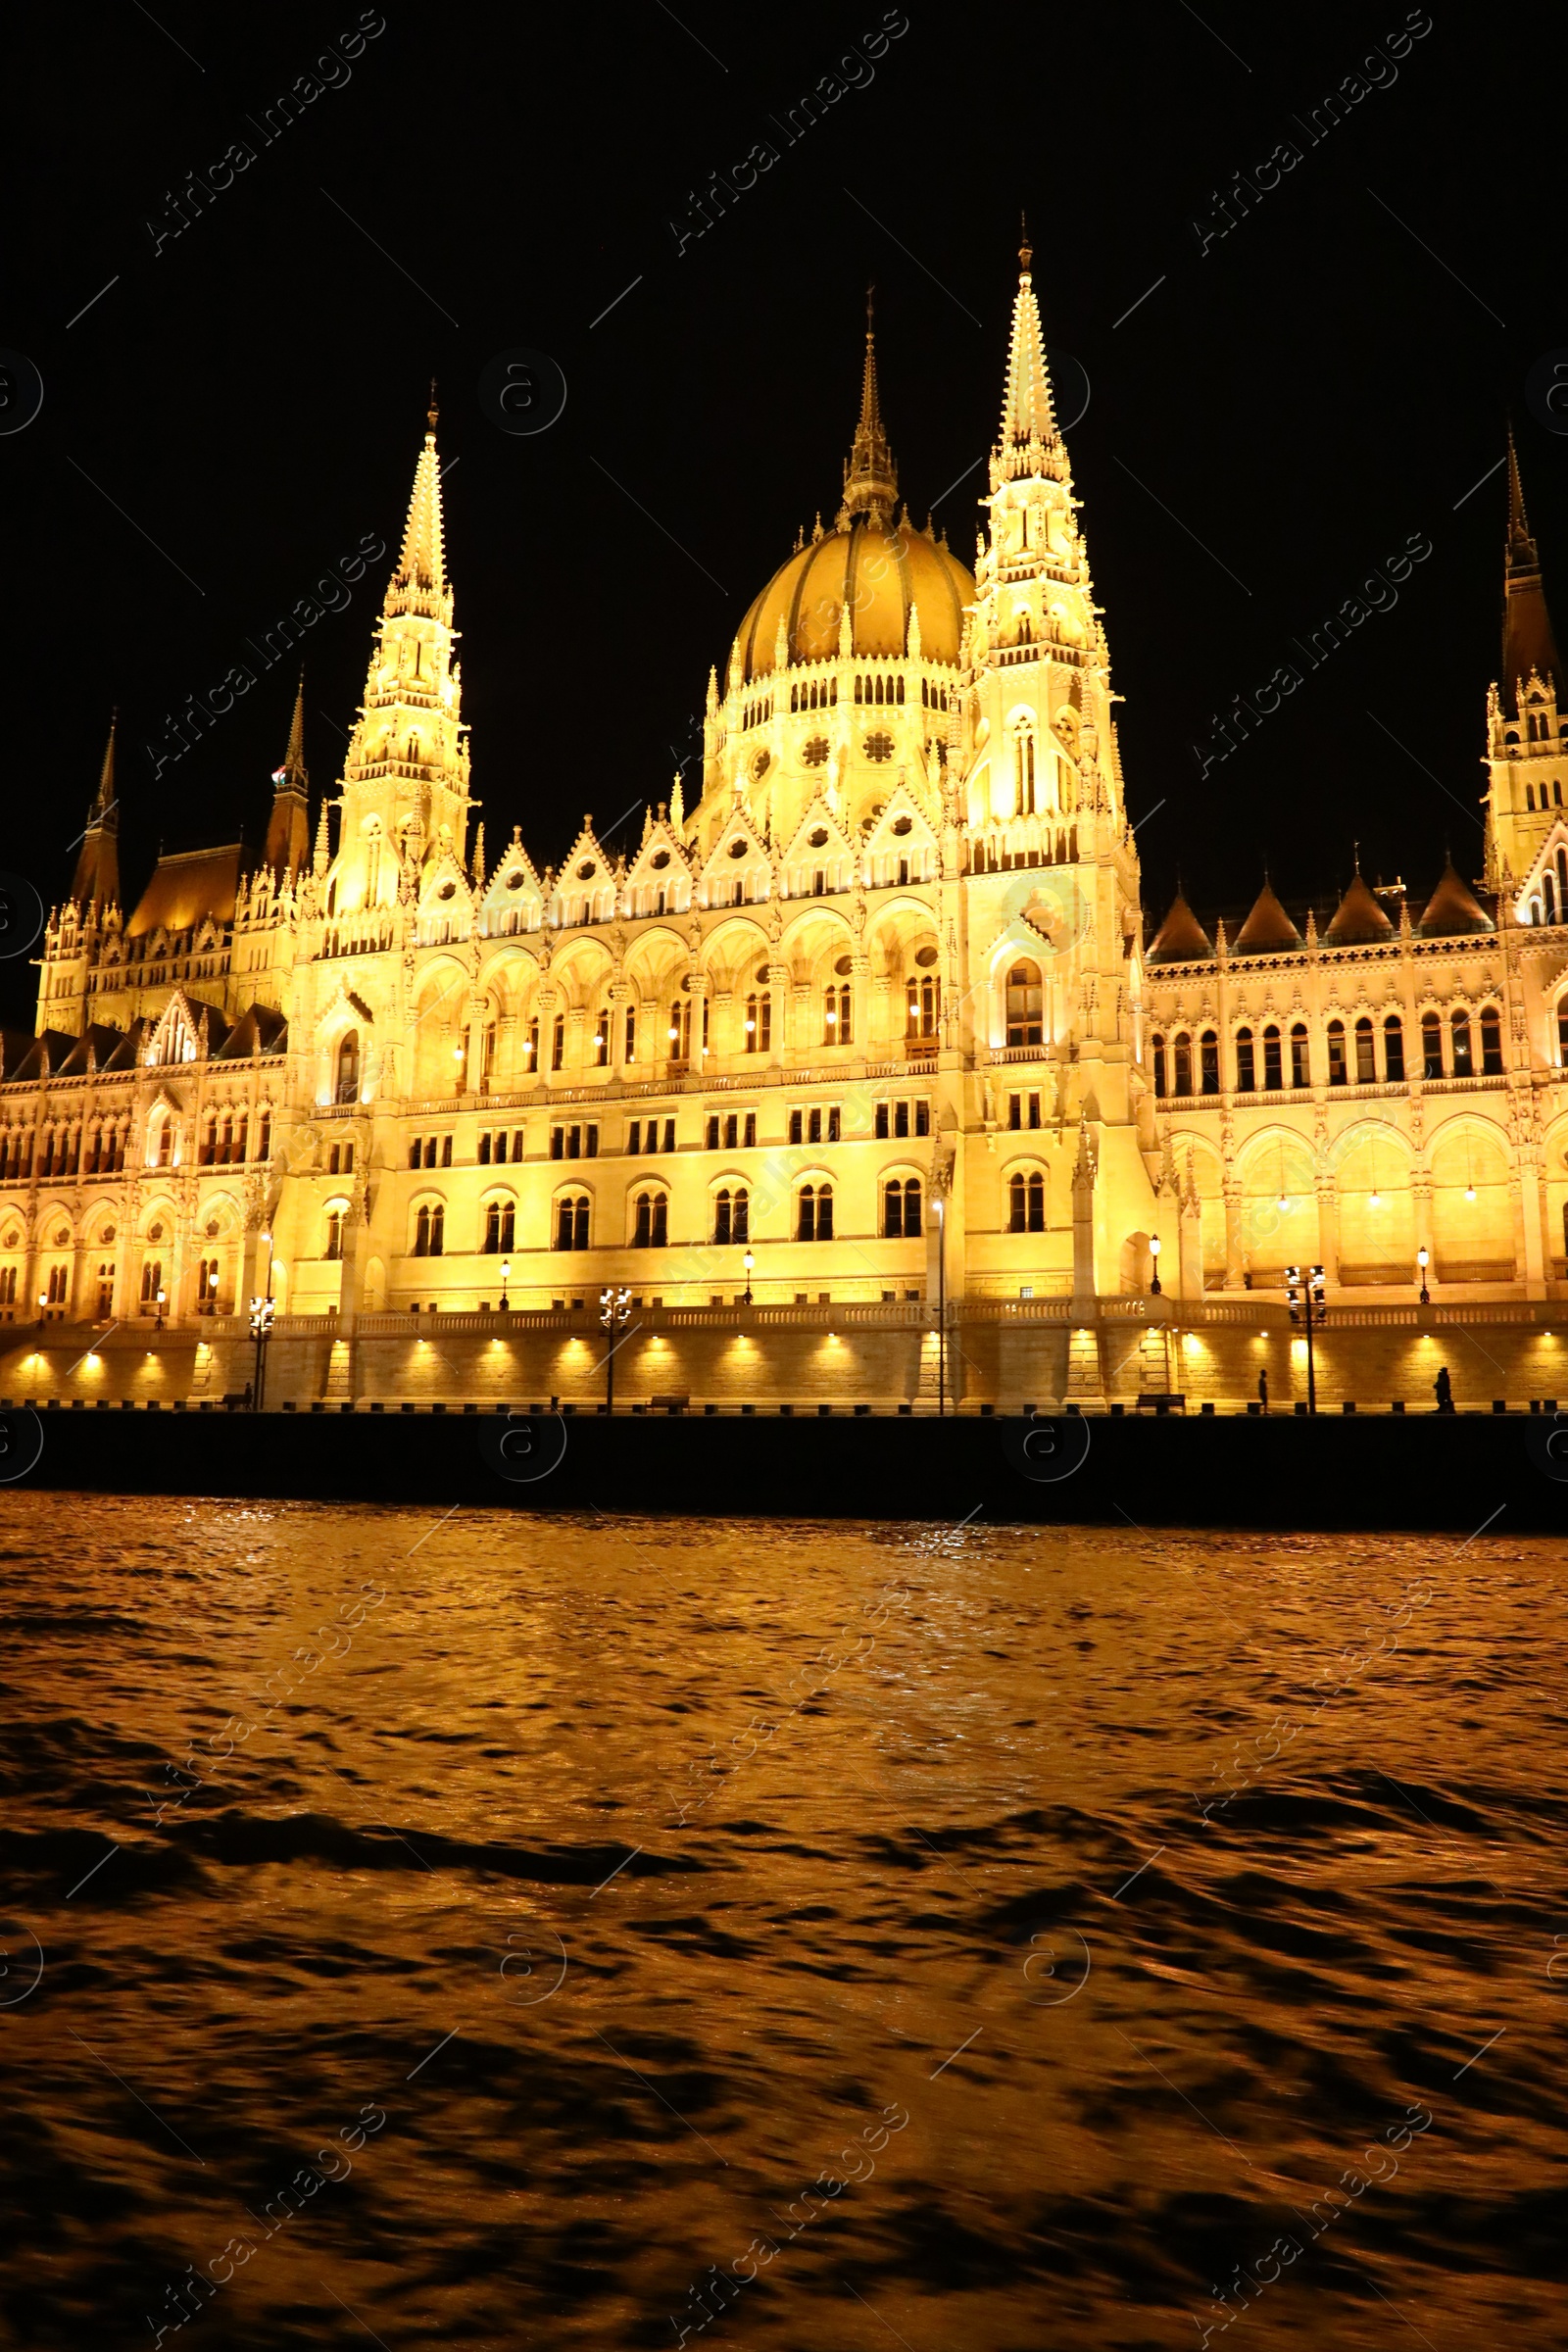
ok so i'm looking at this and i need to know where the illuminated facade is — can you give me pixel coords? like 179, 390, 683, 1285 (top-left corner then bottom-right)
4, 254, 1566, 1411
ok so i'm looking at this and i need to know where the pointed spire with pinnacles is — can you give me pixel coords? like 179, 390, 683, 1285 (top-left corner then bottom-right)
836, 287, 899, 528
264, 671, 311, 877
388, 381, 451, 619
1502, 423, 1562, 705
71, 711, 121, 908
995, 219, 1064, 483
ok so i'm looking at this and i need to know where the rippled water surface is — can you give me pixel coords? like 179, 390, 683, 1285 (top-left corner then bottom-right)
1, 1492, 1565, 2349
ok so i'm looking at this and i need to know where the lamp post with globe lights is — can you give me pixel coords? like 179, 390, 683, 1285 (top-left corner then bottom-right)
1417, 1245, 1431, 1306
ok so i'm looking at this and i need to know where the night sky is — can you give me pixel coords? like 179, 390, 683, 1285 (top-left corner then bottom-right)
3, 1, 1562, 1024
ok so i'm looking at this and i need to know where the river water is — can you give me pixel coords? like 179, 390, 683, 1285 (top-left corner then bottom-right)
0, 1493, 1563, 2349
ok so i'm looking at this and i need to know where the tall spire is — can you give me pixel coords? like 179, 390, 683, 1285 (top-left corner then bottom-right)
836, 286, 899, 528
388, 395, 450, 617
264, 672, 311, 876
71, 712, 121, 907
1501, 425, 1562, 704
996, 237, 1063, 481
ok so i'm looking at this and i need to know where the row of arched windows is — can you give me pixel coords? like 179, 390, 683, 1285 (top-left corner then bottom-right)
854, 672, 906, 705
1152, 1008, 1505, 1098
197, 1109, 255, 1164
1527, 845, 1568, 925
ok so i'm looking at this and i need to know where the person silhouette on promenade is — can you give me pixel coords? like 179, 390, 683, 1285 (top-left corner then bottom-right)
1435, 1364, 1454, 1413
1257, 1369, 1269, 1414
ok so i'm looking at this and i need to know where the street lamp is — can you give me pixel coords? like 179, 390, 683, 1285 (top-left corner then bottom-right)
499, 1257, 511, 1312
36, 1289, 47, 1330
1417, 1244, 1430, 1306
1286, 1262, 1327, 1414
742, 1248, 754, 1306
250, 1228, 277, 1410
600, 1284, 632, 1414
934, 1195, 947, 1418
1149, 1233, 1162, 1296
154, 1287, 167, 1334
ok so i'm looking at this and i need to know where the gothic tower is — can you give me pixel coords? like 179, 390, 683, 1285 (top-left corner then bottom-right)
326, 396, 471, 916
959, 236, 1152, 1298
70, 712, 121, 909
1484, 430, 1568, 905
263, 673, 311, 877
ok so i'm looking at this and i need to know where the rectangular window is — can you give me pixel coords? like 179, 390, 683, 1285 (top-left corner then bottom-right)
525, 1018, 539, 1068
808, 1107, 821, 1144
662, 1118, 675, 1152
1007, 1095, 1021, 1131
1422, 1016, 1444, 1080
586, 1125, 598, 1157
1354, 1024, 1376, 1084
566, 1125, 580, 1158
1291, 1030, 1310, 1089
440, 1135, 453, 1167
895, 1101, 909, 1138
1384, 1021, 1405, 1082
1262, 1031, 1282, 1091
724, 1114, 737, 1149
628, 1119, 641, 1153
1200, 1034, 1219, 1094
827, 1106, 841, 1143
551, 1126, 564, 1160
876, 1102, 890, 1139
789, 1108, 803, 1144
916, 1100, 930, 1136
1480, 1006, 1503, 1075
744, 1111, 757, 1148
552, 1016, 564, 1071
409, 1141, 421, 1170
478, 1132, 492, 1165
624, 1007, 636, 1062
706, 1115, 719, 1149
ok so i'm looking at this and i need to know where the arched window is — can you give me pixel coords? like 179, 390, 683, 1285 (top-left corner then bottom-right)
745, 992, 771, 1053
1384, 1015, 1405, 1081
907, 974, 941, 1038
1200, 1030, 1219, 1094
1234, 1028, 1254, 1093
196, 1256, 219, 1310
1262, 1025, 1283, 1091
140, 1259, 163, 1303
713, 1186, 750, 1245
883, 1177, 923, 1238
1451, 1009, 1473, 1077
797, 1182, 833, 1241
483, 1200, 515, 1253
823, 983, 852, 1044
1004, 960, 1042, 1048
1547, 872, 1559, 926
1008, 1170, 1047, 1233
1291, 1023, 1310, 1089
235, 1111, 248, 1161
198, 1112, 216, 1167
1152, 1034, 1168, 1098
556, 1193, 590, 1250
1172, 1033, 1192, 1097
413, 1204, 430, 1256
336, 1030, 361, 1104
1480, 1004, 1503, 1075
257, 1110, 271, 1161
324, 1209, 344, 1261
1016, 723, 1036, 813
1327, 1019, 1347, 1086
630, 1187, 667, 1248
1354, 1016, 1375, 1084
1420, 1010, 1444, 1077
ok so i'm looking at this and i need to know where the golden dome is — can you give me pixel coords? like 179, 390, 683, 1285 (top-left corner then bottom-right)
730, 304, 975, 685
733, 517, 974, 684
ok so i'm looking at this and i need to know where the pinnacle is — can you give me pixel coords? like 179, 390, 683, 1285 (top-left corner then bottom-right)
996, 245, 1064, 481
836, 296, 898, 528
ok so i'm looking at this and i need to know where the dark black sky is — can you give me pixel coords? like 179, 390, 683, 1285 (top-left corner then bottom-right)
3, 1, 1563, 1023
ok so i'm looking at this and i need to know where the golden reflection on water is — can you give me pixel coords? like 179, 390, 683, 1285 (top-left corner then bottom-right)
0, 1492, 1564, 2349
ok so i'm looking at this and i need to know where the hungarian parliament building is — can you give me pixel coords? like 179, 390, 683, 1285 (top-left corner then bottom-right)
4, 245, 1566, 1411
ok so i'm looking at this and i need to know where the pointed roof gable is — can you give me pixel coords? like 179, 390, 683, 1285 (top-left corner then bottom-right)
1234, 879, 1301, 954
55, 1024, 129, 1077
1419, 856, 1493, 937
1502, 428, 1563, 706
995, 230, 1065, 483
1147, 890, 1213, 963
215, 1004, 288, 1058
1325, 870, 1395, 946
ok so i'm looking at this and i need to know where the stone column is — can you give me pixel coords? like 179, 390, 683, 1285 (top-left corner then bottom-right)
1222, 1180, 1244, 1289
1315, 1178, 1340, 1286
